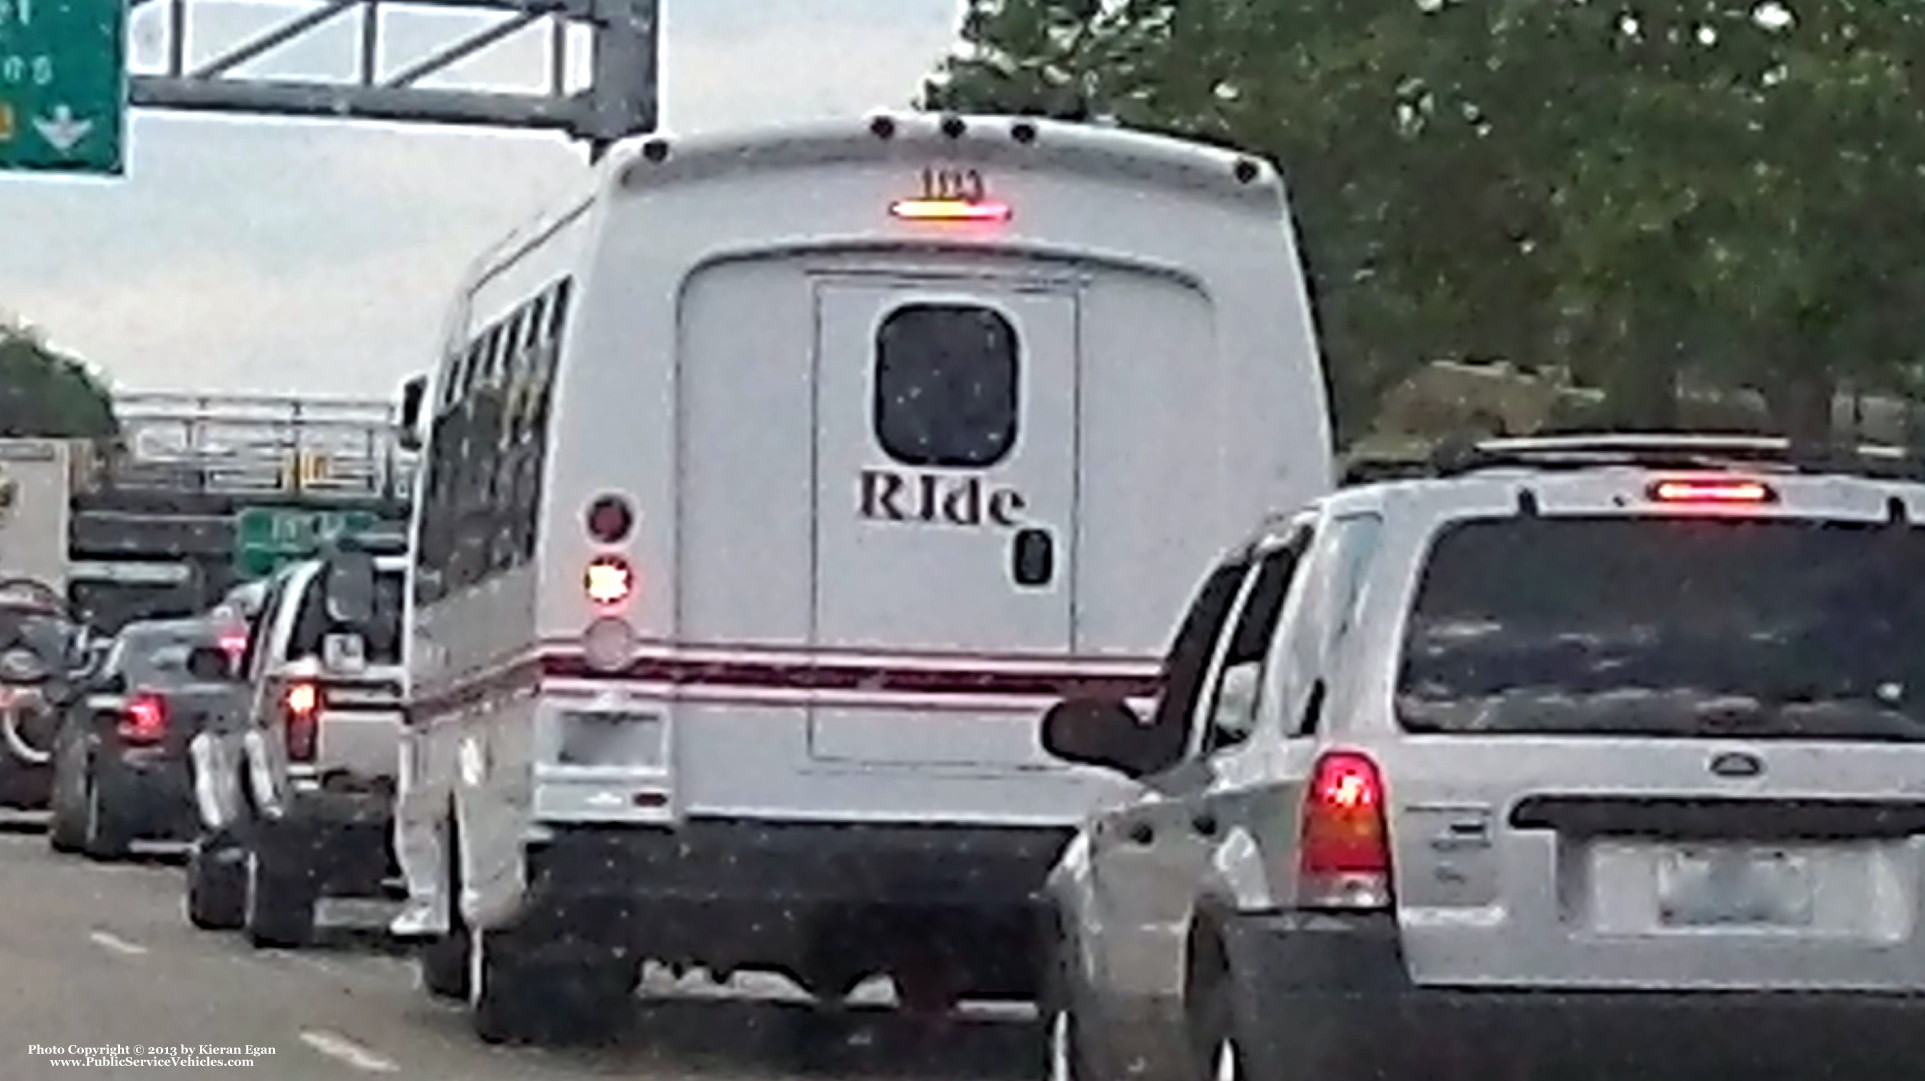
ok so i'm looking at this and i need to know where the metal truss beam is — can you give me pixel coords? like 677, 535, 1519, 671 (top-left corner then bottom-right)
126, 0, 656, 147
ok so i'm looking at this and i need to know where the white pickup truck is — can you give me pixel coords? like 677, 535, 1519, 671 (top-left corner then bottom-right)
182, 547, 407, 947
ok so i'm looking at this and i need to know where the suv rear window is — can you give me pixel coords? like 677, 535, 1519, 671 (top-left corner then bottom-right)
1397, 516, 1925, 740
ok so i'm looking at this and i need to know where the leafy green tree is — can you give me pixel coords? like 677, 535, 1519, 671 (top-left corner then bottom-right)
923, 0, 1925, 443
0, 318, 119, 439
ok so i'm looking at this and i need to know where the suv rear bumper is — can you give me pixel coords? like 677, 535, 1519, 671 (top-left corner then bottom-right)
1224, 911, 1925, 1078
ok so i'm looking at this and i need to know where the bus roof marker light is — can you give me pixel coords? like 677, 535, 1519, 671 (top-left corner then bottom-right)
890, 198, 1013, 223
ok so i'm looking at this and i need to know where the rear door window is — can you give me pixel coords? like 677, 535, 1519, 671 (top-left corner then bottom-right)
1397, 515, 1925, 740
873, 304, 1019, 468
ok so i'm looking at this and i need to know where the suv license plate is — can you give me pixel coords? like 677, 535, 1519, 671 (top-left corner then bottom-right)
1657, 846, 1814, 928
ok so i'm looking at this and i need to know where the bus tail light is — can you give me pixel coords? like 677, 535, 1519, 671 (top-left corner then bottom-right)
283, 681, 322, 763
585, 555, 634, 607
1297, 751, 1392, 910
586, 495, 635, 544
583, 616, 637, 673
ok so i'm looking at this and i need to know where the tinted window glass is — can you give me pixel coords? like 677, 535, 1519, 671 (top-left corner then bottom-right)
417, 277, 571, 604
874, 304, 1018, 468
1398, 516, 1925, 740
1149, 560, 1254, 764
117, 624, 208, 686
287, 570, 404, 665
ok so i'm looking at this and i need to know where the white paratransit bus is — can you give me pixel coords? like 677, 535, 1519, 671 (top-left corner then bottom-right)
397, 111, 1334, 1043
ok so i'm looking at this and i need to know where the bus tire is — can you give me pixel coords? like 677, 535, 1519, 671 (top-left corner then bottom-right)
469, 931, 628, 1046
419, 817, 468, 999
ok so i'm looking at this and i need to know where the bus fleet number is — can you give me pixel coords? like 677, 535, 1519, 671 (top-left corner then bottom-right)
920, 167, 987, 203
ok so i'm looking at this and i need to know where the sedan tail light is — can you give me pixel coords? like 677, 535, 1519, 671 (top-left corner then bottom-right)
117, 692, 168, 745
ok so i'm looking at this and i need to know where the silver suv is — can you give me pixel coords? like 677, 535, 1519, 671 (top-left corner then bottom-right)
1037, 434, 1925, 1081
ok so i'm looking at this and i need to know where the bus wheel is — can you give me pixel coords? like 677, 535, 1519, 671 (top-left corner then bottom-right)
419, 819, 468, 999
469, 931, 629, 1046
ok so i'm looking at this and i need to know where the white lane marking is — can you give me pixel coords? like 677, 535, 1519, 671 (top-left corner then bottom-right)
299, 1030, 398, 1073
88, 931, 149, 956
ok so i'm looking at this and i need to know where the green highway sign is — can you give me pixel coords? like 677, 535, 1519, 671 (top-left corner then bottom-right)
0, 0, 127, 175
234, 507, 380, 579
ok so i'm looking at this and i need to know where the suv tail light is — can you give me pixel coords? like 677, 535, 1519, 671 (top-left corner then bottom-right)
117, 692, 168, 745
1298, 751, 1392, 910
282, 680, 322, 762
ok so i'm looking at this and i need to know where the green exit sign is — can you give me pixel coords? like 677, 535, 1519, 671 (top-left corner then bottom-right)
0, 0, 127, 175
234, 507, 379, 579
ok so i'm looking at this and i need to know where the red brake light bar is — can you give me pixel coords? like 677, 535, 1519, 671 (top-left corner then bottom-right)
889, 198, 1012, 222
1648, 479, 1777, 504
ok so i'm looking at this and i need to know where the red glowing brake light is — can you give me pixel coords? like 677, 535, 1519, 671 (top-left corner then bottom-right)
1297, 751, 1392, 910
585, 556, 634, 607
117, 692, 168, 744
283, 681, 321, 762
1648, 478, 1776, 504
889, 198, 1012, 222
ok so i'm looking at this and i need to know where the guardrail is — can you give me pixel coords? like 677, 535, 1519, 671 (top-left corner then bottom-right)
93, 390, 418, 500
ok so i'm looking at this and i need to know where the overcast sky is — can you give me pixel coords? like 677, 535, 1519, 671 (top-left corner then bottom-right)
0, 0, 963, 399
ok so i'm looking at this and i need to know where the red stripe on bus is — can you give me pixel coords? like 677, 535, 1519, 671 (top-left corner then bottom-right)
409, 650, 1161, 719
535, 653, 1161, 698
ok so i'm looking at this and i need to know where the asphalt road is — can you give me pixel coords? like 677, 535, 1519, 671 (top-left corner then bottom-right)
0, 815, 1041, 1081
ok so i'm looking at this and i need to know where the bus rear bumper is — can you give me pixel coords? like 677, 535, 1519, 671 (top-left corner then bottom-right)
507, 817, 1075, 998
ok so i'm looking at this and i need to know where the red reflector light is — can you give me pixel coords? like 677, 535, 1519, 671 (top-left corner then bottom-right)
1649, 479, 1775, 504
118, 692, 168, 744
283, 681, 321, 762
889, 198, 1012, 222
585, 556, 634, 607
1298, 751, 1392, 910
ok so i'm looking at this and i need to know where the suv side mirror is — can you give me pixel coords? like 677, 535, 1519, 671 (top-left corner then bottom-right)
397, 374, 428, 453
1041, 697, 1170, 778
322, 550, 377, 628
185, 646, 234, 683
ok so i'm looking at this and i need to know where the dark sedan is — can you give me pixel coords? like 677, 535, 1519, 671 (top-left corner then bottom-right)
47, 619, 240, 860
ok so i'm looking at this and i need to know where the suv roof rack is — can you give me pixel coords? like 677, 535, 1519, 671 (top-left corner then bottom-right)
1341, 431, 1925, 487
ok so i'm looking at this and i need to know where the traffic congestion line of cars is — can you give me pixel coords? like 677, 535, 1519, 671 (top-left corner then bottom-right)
2, 112, 1920, 1081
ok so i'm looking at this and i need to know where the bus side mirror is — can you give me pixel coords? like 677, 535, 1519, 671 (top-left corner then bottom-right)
397, 374, 428, 453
